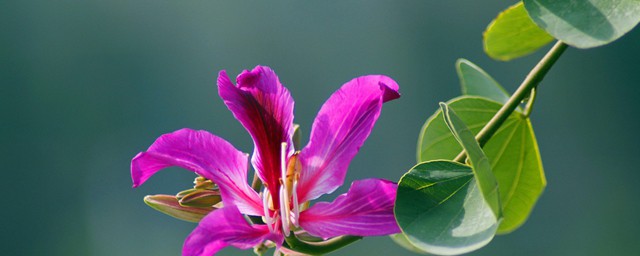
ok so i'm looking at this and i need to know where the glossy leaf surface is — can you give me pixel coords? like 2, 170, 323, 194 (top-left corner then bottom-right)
418, 97, 546, 233
395, 161, 499, 255
440, 103, 501, 218
524, 0, 640, 48
484, 2, 554, 61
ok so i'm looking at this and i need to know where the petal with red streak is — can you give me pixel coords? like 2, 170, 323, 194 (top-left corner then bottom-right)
218, 66, 295, 204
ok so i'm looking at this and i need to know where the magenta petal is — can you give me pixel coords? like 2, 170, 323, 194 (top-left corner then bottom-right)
131, 128, 262, 216
183, 206, 283, 256
297, 75, 400, 202
218, 66, 294, 203
298, 179, 400, 239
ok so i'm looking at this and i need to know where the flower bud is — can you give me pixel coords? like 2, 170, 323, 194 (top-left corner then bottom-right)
144, 194, 213, 223
194, 176, 215, 190
176, 188, 198, 200
177, 189, 222, 208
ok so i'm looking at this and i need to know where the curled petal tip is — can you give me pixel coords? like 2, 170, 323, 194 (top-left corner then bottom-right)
237, 66, 262, 84
375, 76, 400, 102
236, 65, 279, 93
237, 70, 257, 87
352, 75, 400, 103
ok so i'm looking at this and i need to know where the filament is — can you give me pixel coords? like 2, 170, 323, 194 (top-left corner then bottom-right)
262, 187, 274, 232
279, 142, 291, 235
292, 179, 300, 226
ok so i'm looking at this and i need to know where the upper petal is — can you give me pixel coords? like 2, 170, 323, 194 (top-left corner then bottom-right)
297, 75, 400, 202
131, 128, 262, 216
183, 206, 284, 256
298, 179, 400, 239
218, 66, 295, 203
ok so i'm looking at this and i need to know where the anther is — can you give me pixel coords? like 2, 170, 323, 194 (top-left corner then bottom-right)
286, 152, 301, 226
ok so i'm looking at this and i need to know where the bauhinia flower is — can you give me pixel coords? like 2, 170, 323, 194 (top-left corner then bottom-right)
131, 66, 401, 255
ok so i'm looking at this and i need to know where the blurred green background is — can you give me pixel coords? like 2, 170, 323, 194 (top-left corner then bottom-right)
2, 1, 639, 255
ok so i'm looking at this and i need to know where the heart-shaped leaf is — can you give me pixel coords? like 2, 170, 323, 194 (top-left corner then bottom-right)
484, 2, 554, 61
395, 160, 499, 255
418, 97, 546, 233
524, 0, 640, 48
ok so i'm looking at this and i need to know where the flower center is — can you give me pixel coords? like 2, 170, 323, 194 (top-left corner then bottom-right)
260, 142, 301, 235
279, 142, 301, 235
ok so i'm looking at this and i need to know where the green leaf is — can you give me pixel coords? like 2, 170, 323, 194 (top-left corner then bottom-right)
395, 160, 499, 255
457, 59, 510, 105
524, 0, 640, 48
418, 97, 546, 233
439, 103, 501, 219
390, 234, 429, 255
484, 2, 554, 61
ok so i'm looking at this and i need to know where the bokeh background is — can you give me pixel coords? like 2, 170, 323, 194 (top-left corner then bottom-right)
2, 1, 639, 255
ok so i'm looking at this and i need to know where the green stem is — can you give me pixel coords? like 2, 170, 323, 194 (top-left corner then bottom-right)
454, 41, 568, 163
251, 173, 262, 192
523, 87, 537, 118
283, 234, 362, 255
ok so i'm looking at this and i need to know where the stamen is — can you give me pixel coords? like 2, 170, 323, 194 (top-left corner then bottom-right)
285, 152, 302, 227
279, 142, 291, 235
280, 142, 288, 188
279, 186, 290, 235
292, 179, 300, 227
262, 187, 274, 232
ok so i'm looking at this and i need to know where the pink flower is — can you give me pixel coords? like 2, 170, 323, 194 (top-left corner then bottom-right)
131, 66, 400, 255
